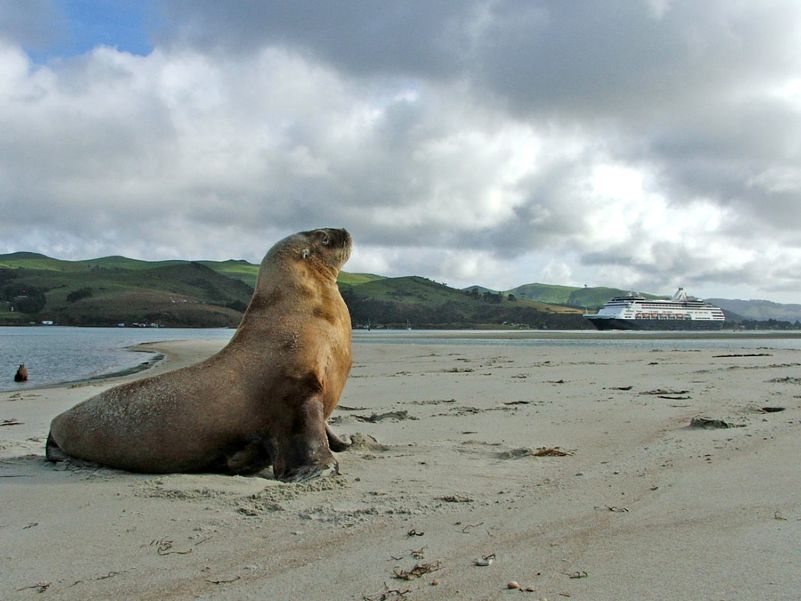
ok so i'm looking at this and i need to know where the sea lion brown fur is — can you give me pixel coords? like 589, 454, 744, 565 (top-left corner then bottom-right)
46, 228, 353, 481
14, 364, 28, 382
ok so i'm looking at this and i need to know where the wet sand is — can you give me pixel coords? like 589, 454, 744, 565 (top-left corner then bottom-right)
2, 337, 801, 600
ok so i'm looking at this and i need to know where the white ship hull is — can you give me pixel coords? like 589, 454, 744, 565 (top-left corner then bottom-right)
585, 316, 725, 331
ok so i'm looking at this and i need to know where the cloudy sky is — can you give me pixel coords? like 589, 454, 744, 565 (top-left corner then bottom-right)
2, 1, 801, 301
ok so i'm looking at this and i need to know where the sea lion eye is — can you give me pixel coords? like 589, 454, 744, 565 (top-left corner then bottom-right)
318, 231, 331, 245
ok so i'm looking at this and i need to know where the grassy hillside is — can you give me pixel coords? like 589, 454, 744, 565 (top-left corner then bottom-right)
197, 260, 260, 287
0, 252, 88, 272
463, 285, 497, 296
352, 276, 467, 305
82, 256, 187, 271
338, 272, 385, 286
342, 276, 587, 329
567, 287, 658, 308
506, 282, 581, 304
6, 252, 542, 328
0, 252, 382, 291
708, 298, 801, 323
0, 252, 188, 272
504, 282, 663, 309
5, 251, 796, 329
0, 259, 254, 327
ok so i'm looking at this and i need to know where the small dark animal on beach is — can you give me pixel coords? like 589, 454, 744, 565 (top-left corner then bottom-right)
14, 364, 28, 382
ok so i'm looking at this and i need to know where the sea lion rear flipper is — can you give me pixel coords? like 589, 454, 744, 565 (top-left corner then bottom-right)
45, 432, 68, 463
224, 439, 272, 475
325, 423, 351, 452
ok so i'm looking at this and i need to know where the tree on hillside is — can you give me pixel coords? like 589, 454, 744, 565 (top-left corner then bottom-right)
4, 284, 47, 313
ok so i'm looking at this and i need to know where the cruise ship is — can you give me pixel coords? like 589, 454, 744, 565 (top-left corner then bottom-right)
583, 288, 726, 331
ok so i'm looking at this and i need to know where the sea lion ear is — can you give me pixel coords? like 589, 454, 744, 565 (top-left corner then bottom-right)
301, 248, 311, 259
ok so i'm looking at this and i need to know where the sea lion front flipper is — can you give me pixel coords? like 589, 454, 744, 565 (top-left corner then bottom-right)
272, 394, 339, 482
325, 423, 351, 452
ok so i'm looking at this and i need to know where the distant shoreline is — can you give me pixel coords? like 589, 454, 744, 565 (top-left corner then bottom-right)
352, 328, 801, 341
85, 349, 166, 381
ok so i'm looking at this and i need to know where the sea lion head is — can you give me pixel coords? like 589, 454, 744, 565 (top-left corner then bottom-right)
265, 227, 352, 279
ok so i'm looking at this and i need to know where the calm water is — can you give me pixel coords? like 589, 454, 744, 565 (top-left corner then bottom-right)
0, 327, 234, 392
3, 326, 801, 392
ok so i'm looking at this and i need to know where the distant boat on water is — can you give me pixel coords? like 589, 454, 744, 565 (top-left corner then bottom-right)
583, 288, 726, 331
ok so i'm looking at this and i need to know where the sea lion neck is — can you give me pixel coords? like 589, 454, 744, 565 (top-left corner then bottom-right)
260, 257, 338, 288
233, 260, 338, 329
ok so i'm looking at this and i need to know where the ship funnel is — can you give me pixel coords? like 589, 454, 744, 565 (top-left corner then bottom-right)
672, 287, 688, 301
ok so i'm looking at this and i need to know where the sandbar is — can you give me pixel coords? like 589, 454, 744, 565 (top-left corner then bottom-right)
2, 337, 801, 600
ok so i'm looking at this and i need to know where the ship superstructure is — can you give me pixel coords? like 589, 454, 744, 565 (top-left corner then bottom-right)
583, 288, 726, 330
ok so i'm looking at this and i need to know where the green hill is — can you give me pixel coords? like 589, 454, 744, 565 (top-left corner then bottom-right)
502, 282, 663, 309
0, 252, 87, 272
0, 259, 255, 327
506, 282, 581, 305
0, 252, 588, 329
82, 256, 187, 270
197, 260, 260, 287
9, 251, 794, 329
707, 298, 801, 323
0, 252, 383, 291
342, 276, 586, 329
338, 272, 385, 286
350, 276, 466, 305
0, 252, 453, 328
567, 287, 662, 308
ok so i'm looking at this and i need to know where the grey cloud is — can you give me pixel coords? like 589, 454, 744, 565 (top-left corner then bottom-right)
158, 1, 801, 242
474, 1, 801, 119
3, 2, 801, 301
648, 99, 801, 229
580, 238, 766, 296
0, 0, 66, 50
161, 1, 801, 120
161, 0, 473, 78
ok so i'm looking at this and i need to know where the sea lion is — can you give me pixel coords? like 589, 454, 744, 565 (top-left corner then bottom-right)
46, 228, 353, 481
14, 364, 28, 382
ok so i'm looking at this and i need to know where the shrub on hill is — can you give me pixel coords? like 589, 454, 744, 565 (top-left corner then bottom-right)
66, 287, 93, 303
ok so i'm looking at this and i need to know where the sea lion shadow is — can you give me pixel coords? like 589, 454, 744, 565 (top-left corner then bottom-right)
1, 453, 123, 482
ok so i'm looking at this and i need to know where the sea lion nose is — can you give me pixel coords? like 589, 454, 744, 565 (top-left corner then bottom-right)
335, 228, 351, 247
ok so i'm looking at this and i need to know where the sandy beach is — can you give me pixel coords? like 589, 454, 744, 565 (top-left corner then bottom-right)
2, 337, 801, 600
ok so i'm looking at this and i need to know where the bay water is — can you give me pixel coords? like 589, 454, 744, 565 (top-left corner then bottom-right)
3, 326, 801, 392
0, 326, 234, 392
